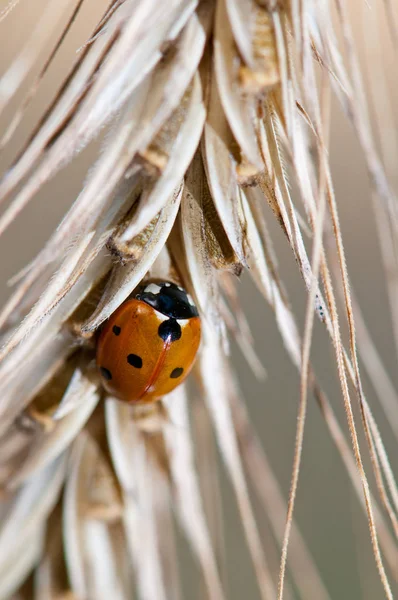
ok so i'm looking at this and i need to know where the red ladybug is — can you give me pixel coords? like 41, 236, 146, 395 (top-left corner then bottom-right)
96, 281, 201, 403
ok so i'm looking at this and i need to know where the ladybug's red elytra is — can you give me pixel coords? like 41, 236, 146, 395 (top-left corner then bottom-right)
96, 281, 201, 403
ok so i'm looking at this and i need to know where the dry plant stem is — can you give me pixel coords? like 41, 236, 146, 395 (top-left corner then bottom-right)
244, 198, 398, 578
278, 75, 330, 600
361, 398, 398, 537
0, 0, 190, 219
257, 127, 398, 580
231, 393, 331, 600
311, 374, 398, 574
76, 0, 126, 52
266, 107, 396, 590
0, 1, 74, 115
287, 35, 396, 588
319, 252, 393, 598
298, 62, 398, 577
0, 23, 122, 233
0, 8, 116, 166
301, 178, 397, 589
3, 63, 208, 352
318, 244, 398, 563
336, 279, 398, 440
164, 388, 225, 600
320, 110, 396, 591
273, 101, 394, 597
123, 437, 169, 600
352, 404, 398, 542
0, 0, 87, 151
254, 166, 398, 586
252, 153, 398, 595
323, 143, 384, 482
151, 467, 182, 600
191, 398, 227, 594
364, 407, 398, 537
351, 492, 376, 600
199, 334, 275, 600
329, 245, 398, 530
268, 29, 394, 584
334, 0, 398, 377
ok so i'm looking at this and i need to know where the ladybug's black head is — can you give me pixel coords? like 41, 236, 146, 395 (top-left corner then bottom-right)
136, 281, 199, 319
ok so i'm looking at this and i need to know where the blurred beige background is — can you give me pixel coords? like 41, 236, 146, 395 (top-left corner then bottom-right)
1, 1, 397, 598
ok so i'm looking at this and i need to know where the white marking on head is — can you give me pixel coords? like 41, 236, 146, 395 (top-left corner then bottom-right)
177, 319, 189, 327
187, 294, 195, 307
145, 283, 162, 295
164, 282, 171, 287
155, 313, 169, 323
177, 286, 183, 291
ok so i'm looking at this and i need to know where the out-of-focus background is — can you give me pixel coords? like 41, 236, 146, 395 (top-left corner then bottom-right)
1, 1, 397, 598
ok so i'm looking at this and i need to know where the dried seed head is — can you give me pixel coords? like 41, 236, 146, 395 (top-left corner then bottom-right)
0, 1, 396, 599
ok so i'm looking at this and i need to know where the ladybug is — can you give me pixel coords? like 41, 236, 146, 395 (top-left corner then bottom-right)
96, 281, 201, 403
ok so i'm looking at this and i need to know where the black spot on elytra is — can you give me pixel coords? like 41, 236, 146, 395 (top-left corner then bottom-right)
127, 353, 143, 368
100, 367, 112, 381
170, 367, 184, 379
158, 319, 181, 342
112, 325, 121, 336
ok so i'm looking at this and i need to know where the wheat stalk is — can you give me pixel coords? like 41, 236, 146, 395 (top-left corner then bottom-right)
0, 0, 397, 598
